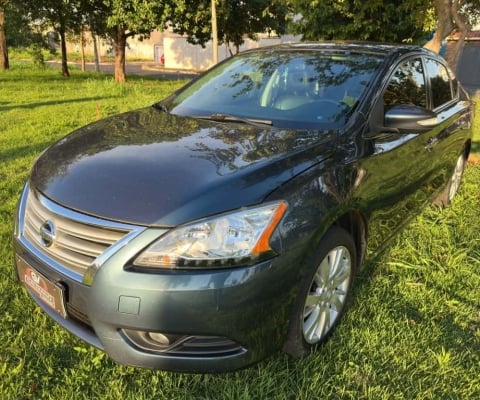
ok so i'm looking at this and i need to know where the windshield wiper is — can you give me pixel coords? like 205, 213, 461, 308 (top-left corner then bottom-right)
193, 113, 273, 126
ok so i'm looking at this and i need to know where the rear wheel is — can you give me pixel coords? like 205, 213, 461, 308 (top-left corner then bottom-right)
284, 226, 356, 357
434, 151, 467, 206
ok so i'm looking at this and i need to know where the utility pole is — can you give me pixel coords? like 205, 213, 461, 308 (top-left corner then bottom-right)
211, 0, 218, 65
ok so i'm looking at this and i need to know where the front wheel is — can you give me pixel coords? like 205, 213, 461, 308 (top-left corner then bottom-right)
284, 226, 356, 357
434, 151, 467, 207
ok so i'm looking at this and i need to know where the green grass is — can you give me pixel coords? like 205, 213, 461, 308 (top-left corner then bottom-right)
8, 47, 139, 64
1, 63, 479, 400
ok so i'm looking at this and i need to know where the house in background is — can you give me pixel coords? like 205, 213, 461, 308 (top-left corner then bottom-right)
66, 29, 300, 71
447, 28, 480, 96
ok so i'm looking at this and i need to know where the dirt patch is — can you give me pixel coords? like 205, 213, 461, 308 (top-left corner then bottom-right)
468, 154, 480, 165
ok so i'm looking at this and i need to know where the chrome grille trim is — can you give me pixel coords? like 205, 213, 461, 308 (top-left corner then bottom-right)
18, 184, 146, 283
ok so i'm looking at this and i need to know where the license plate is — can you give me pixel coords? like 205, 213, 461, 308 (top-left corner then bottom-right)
16, 255, 67, 318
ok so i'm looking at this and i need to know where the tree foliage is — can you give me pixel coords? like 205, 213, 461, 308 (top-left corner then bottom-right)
289, 0, 434, 44
3, 0, 480, 80
289, 0, 480, 72
166, 0, 289, 54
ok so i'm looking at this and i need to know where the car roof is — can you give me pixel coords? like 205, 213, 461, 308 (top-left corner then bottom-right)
243, 41, 437, 59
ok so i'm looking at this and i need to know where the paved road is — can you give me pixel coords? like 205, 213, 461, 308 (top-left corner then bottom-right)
47, 60, 199, 80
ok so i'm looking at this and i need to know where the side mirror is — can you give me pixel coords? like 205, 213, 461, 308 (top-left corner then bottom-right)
385, 105, 437, 131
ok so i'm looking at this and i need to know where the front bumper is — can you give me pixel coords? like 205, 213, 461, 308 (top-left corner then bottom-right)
13, 188, 295, 372
14, 240, 291, 372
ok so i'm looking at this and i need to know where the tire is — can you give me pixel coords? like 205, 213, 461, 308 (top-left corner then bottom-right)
283, 226, 356, 358
434, 151, 467, 207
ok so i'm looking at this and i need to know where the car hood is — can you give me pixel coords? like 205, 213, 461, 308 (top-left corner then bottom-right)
31, 107, 336, 226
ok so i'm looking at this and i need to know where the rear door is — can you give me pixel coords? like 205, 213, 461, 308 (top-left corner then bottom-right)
422, 56, 472, 187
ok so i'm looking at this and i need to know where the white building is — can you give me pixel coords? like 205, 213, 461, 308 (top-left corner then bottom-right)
67, 30, 301, 72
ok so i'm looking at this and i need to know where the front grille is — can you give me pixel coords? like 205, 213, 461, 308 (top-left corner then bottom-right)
22, 190, 131, 277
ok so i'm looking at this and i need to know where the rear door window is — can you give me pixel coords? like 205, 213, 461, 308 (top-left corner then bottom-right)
383, 58, 427, 110
425, 58, 454, 109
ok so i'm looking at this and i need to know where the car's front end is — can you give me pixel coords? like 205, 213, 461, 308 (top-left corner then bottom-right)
12, 97, 341, 371
14, 179, 304, 372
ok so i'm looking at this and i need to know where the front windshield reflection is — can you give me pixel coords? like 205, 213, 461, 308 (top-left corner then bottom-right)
169, 50, 383, 129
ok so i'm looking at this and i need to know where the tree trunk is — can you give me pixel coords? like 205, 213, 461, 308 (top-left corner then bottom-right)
423, 0, 469, 73
59, 25, 70, 77
423, 0, 455, 53
446, 0, 468, 74
92, 32, 100, 72
113, 26, 127, 83
80, 30, 86, 72
0, 7, 9, 70
89, 15, 101, 72
211, 0, 218, 65
225, 42, 233, 57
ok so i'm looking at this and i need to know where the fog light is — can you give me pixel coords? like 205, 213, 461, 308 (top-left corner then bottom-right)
121, 329, 182, 352
147, 332, 171, 346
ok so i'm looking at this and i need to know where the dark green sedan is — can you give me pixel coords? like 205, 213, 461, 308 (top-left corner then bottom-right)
13, 42, 474, 372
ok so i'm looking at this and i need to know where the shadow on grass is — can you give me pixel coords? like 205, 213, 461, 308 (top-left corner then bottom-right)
0, 141, 54, 164
0, 95, 118, 113
470, 139, 480, 155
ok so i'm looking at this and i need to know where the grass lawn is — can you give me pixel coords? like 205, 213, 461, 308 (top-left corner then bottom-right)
0, 62, 479, 400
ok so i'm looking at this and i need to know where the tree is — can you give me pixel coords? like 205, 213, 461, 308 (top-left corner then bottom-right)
220, 0, 289, 55
0, 0, 16, 70
0, 3, 8, 70
167, 0, 290, 55
289, 0, 434, 44
51, 0, 75, 76
22, 0, 85, 76
103, 0, 168, 82
424, 0, 480, 72
289, 0, 480, 73
0, 0, 29, 70
67, 1, 107, 72
86, 1, 109, 73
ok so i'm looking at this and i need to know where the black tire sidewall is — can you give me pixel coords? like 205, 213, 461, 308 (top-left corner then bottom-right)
434, 151, 466, 207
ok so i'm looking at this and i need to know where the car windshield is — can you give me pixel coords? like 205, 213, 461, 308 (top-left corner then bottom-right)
167, 50, 384, 129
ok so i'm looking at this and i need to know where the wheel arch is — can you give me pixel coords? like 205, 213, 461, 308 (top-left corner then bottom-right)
332, 210, 367, 270
464, 138, 472, 160
282, 210, 367, 357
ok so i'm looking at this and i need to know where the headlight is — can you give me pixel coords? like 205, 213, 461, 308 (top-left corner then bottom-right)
133, 201, 287, 269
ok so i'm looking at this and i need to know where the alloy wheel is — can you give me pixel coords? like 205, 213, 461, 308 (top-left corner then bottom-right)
302, 245, 352, 344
